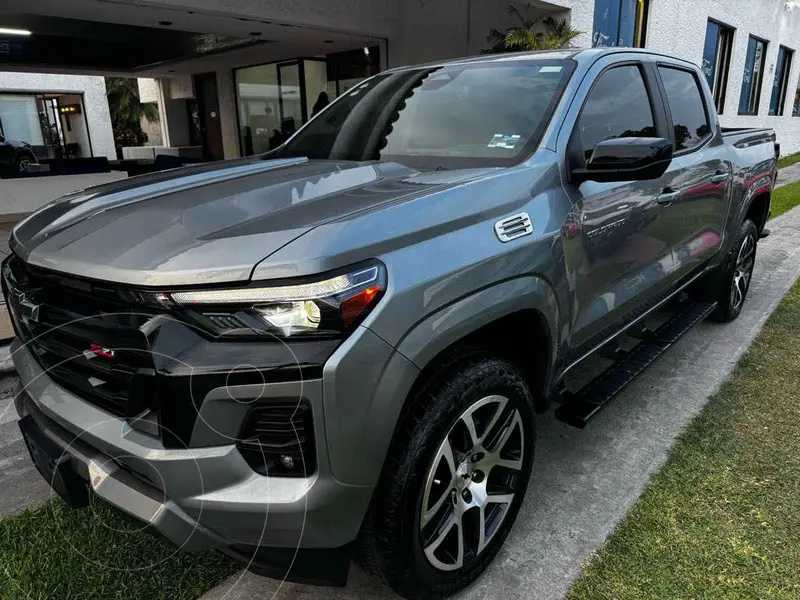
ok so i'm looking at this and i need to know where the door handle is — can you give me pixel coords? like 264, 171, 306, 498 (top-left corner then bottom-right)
711, 171, 729, 184
656, 189, 681, 206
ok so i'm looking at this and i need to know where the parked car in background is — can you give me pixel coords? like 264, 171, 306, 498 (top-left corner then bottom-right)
0, 130, 37, 175
5, 48, 777, 598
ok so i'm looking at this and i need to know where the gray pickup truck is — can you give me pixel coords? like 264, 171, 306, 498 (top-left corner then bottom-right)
4, 48, 777, 598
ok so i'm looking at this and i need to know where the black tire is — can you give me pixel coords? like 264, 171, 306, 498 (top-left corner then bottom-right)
710, 218, 758, 322
359, 355, 536, 599
15, 153, 33, 173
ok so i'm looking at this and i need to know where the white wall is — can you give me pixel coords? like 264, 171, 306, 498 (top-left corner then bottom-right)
137, 78, 160, 103
140, 114, 163, 146
0, 72, 116, 160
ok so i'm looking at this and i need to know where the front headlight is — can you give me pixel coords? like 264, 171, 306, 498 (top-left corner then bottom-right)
165, 263, 386, 338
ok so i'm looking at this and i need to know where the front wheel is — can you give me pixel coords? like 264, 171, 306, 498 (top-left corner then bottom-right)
360, 356, 535, 599
15, 154, 32, 173
710, 218, 758, 322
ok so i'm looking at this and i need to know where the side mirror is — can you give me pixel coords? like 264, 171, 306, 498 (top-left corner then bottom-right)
571, 137, 673, 184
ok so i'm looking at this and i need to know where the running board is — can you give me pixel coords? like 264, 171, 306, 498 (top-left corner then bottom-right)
555, 301, 717, 428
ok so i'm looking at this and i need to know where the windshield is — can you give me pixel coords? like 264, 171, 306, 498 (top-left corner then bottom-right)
276, 59, 575, 169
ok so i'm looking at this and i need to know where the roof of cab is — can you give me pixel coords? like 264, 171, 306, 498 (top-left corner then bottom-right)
387, 47, 697, 73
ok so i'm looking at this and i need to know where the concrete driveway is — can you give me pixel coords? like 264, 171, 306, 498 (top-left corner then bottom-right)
1, 206, 800, 599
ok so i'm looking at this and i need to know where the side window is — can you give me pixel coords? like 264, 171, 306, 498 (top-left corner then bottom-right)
577, 65, 656, 160
658, 66, 712, 152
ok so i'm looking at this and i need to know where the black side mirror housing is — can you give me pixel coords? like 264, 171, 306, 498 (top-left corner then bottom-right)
571, 137, 674, 184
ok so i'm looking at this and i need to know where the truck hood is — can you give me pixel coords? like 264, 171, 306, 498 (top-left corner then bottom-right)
11, 157, 490, 286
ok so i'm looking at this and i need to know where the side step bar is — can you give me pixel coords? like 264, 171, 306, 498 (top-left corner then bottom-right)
555, 301, 717, 429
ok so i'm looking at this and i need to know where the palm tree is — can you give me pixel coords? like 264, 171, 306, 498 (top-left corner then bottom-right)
105, 77, 159, 124
486, 4, 582, 53
105, 77, 158, 149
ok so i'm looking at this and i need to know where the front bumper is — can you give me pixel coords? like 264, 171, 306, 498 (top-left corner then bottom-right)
12, 339, 375, 585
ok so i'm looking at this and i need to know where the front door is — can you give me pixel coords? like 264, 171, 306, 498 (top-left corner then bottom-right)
562, 61, 682, 354
194, 73, 224, 161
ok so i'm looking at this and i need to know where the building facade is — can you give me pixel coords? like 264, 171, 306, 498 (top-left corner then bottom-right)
0, 72, 116, 161
1, 0, 798, 160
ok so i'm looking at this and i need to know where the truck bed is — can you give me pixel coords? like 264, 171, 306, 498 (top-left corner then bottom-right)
721, 127, 777, 152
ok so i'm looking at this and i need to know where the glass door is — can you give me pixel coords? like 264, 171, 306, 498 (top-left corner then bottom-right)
278, 62, 303, 139
236, 60, 305, 156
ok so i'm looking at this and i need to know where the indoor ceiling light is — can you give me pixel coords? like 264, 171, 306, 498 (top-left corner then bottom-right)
0, 28, 32, 36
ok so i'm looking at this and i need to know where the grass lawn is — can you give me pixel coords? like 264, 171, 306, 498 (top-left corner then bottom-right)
777, 152, 800, 170
569, 281, 800, 599
0, 497, 237, 599
771, 179, 800, 219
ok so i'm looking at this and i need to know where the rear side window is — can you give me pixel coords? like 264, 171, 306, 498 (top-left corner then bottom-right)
577, 65, 656, 160
658, 66, 712, 152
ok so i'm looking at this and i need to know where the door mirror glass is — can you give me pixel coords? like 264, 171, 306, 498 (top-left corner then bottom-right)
572, 137, 673, 183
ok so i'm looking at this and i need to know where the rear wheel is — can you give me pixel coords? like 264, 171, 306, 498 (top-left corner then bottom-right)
710, 218, 758, 322
360, 356, 535, 599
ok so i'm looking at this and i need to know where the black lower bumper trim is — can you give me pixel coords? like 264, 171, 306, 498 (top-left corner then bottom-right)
18, 413, 90, 509
222, 542, 354, 587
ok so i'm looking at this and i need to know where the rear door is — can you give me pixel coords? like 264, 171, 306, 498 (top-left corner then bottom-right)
559, 56, 683, 355
655, 64, 730, 282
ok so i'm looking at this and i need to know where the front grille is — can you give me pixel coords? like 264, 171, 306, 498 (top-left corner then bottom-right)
3, 255, 157, 419
237, 401, 316, 477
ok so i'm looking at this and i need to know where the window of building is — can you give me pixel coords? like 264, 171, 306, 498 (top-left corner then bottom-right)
0, 92, 91, 160
577, 65, 655, 160
701, 20, 734, 114
659, 67, 712, 152
0, 95, 43, 146
236, 46, 380, 157
769, 45, 794, 116
592, 0, 649, 48
739, 36, 768, 116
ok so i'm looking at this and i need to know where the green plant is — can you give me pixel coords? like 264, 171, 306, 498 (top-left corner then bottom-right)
105, 77, 158, 124
105, 77, 158, 148
486, 4, 582, 53
112, 122, 148, 148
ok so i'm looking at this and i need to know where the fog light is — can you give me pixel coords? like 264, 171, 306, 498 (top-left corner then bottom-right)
280, 455, 296, 470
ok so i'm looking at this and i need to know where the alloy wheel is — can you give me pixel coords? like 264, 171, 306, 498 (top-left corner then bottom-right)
731, 232, 755, 311
19, 157, 31, 172
419, 394, 526, 571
